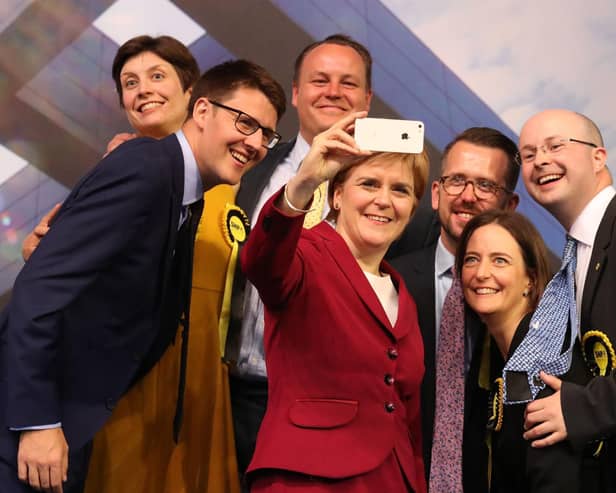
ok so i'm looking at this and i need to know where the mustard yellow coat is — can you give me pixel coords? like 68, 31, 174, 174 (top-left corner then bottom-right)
85, 185, 240, 493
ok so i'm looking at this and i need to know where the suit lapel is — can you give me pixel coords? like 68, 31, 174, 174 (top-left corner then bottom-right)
135, 136, 185, 379
382, 262, 413, 340
318, 226, 405, 339
407, 247, 437, 355
581, 196, 616, 328
236, 139, 295, 219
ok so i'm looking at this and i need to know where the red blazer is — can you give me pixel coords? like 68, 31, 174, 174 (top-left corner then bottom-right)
241, 190, 426, 493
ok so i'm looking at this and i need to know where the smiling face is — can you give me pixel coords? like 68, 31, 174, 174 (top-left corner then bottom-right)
188, 86, 278, 188
519, 109, 608, 229
292, 43, 372, 144
461, 223, 532, 337
432, 141, 517, 254
333, 157, 415, 267
120, 51, 191, 138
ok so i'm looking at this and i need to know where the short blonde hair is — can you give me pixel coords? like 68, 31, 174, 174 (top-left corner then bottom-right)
326, 150, 430, 221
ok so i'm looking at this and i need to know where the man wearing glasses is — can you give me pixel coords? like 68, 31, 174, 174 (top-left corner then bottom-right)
0, 59, 286, 493
391, 127, 520, 493
208, 99, 282, 150
518, 109, 615, 491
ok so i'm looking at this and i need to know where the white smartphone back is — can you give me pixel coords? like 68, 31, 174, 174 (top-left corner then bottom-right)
355, 117, 424, 153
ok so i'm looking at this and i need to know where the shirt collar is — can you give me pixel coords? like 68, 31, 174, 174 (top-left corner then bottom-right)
288, 133, 310, 173
175, 129, 203, 206
569, 186, 616, 247
435, 235, 455, 278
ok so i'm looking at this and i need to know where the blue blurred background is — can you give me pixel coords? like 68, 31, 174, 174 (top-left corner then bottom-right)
2, 0, 614, 306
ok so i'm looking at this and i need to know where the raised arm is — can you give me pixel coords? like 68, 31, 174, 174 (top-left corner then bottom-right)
241, 112, 367, 308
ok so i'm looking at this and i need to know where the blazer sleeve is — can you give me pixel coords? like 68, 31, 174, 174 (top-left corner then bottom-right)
525, 442, 582, 493
561, 376, 616, 447
6, 146, 168, 428
240, 187, 307, 309
525, 387, 584, 492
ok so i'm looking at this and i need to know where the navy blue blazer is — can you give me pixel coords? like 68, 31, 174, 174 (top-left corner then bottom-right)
0, 134, 185, 455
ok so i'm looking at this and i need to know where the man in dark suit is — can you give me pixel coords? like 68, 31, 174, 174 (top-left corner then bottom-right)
391, 127, 520, 492
0, 59, 286, 493
519, 109, 616, 491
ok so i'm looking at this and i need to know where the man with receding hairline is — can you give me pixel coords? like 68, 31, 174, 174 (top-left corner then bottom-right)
519, 108, 616, 490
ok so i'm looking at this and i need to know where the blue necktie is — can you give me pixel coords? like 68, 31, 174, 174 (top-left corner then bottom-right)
503, 235, 578, 404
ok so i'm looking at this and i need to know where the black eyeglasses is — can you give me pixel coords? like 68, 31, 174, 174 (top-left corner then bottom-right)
516, 137, 598, 165
209, 100, 281, 149
439, 175, 512, 200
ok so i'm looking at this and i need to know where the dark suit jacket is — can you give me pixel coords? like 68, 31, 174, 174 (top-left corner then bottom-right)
0, 135, 186, 485
386, 204, 440, 259
561, 194, 616, 491
242, 189, 426, 493
236, 139, 295, 219
391, 242, 490, 492
491, 313, 587, 493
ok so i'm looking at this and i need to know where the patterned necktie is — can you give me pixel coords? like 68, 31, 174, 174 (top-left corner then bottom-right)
303, 181, 327, 229
429, 272, 465, 493
504, 235, 578, 404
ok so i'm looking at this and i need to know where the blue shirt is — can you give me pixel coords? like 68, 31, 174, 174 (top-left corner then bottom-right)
230, 134, 331, 379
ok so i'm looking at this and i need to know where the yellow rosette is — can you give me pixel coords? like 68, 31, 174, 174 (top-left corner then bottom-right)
486, 376, 504, 488
582, 330, 615, 457
582, 330, 616, 378
487, 377, 504, 433
218, 204, 250, 356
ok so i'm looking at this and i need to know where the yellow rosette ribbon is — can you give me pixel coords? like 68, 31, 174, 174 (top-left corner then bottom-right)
486, 375, 504, 489
582, 330, 615, 457
218, 204, 250, 356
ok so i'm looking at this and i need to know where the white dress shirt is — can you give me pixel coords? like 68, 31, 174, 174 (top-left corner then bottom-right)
569, 185, 616, 327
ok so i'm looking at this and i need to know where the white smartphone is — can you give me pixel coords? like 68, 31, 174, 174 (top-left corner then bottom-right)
354, 117, 424, 153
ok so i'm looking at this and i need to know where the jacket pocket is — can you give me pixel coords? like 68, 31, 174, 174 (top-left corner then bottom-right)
289, 398, 358, 429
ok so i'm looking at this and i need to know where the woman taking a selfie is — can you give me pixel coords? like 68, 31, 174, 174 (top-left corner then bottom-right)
241, 112, 429, 492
